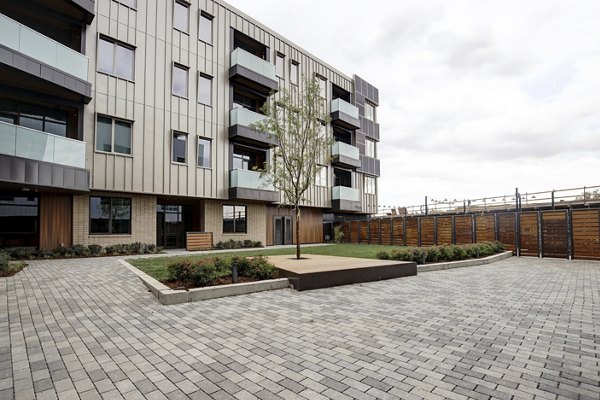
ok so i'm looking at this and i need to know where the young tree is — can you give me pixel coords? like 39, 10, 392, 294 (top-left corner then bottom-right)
252, 78, 332, 259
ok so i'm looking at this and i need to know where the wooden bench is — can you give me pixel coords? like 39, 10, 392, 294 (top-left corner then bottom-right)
186, 232, 213, 251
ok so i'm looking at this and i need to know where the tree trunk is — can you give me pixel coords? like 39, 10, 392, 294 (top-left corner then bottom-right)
295, 207, 301, 259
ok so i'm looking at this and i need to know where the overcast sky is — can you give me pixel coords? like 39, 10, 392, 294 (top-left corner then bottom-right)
227, 0, 600, 208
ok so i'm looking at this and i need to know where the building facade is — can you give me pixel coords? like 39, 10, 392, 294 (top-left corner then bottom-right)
0, 0, 380, 250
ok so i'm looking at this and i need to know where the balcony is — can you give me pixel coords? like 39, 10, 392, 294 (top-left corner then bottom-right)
0, 121, 89, 191
229, 48, 278, 94
331, 98, 360, 130
331, 186, 361, 212
331, 141, 361, 168
0, 13, 89, 81
229, 169, 278, 202
229, 108, 278, 148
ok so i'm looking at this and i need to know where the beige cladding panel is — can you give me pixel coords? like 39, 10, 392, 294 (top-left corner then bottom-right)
86, 0, 367, 209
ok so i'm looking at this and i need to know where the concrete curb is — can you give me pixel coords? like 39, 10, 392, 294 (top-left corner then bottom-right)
119, 259, 289, 305
418, 251, 513, 273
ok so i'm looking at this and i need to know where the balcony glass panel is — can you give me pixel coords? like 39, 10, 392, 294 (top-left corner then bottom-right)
0, 13, 89, 81
230, 169, 274, 191
230, 48, 276, 82
332, 186, 359, 202
229, 108, 267, 128
331, 98, 359, 120
0, 121, 85, 168
331, 141, 360, 161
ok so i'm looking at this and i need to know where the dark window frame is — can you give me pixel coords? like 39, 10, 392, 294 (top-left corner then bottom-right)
199, 11, 213, 44
97, 35, 135, 81
95, 114, 133, 155
173, 0, 190, 33
197, 136, 212, 168
172, 130, 188, 164
223, 205, 247, 234
197, 73, 213, 106
89, 196, 132, 235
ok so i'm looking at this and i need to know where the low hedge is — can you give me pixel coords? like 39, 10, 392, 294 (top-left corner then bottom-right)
167, 255, 278, 287
376, 241, 504, 264
0, 251, 9, 274
214, 239, 263, 250
6, 243, 160, 260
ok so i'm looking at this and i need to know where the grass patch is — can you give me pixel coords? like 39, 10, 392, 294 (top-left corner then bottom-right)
129, 244, 402, 281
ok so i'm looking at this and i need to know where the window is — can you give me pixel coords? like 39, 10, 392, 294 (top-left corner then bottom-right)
98, 37, 134, 80
232, 145, 265, 170
275, 53, 285, 78
118, 0, 136, 7
172, 64, 188, 97
90, 197, 131, 234
198, 73, 212, 105
173, 0, 189, 33
365, 139, 376, 158
364, 101, 376, 122
365, 176, 376, 194
197, 137, 211, 168
318, 76, 327, 98
199, 12, 213, 43
96, 116, 132, 155
316, 166, 327, 187
172, 131, 187, 163
290, 61, 299, 85
223, 205, 247, 233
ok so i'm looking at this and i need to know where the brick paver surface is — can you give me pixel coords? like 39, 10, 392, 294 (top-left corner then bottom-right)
1, 256, 599, 400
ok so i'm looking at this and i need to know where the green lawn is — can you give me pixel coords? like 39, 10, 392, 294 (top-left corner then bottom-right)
129, 244, 401, 281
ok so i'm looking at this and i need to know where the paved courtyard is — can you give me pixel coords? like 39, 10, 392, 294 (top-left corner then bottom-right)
0, 256, 599, 400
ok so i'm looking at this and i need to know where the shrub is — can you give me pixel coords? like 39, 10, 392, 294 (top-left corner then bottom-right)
189, 261, 218, 287
71, 244, 89, 257
129, 242, 144, 254
88, 244, 103, 256
246, 256, 278, 280
0, 252, 9, 273
376, 250, 390, 260
230, 256, 251, 276
334, 225, 345, 244
9, 247, 37, 260
36, 249, 54, 259
168, 259, 195, 281
376, 242, 504, 263
215, 239, 263, 249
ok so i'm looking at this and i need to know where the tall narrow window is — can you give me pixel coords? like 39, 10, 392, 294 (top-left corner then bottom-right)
290, 61, 299, 85
316, 166, 328, 187
365, 139, 376, 158
318, 76, 327, 98
172, 131, 187, 163
198, 73, 212, 105
197, 137, 211, 168
275, 53, 285, 78
90, 196, 131, 234
364, 101, 376, 122
223, 205, 247, 233
98, 37, 134, 80
173, 0, 189, 33
96, 116, 132, 155
365, 176, 376, 194
199, 12, 213, 43
172, 64, 189, 97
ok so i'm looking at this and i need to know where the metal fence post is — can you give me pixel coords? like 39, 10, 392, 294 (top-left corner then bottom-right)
567, 209, 573, 260
537, 210, 543, 258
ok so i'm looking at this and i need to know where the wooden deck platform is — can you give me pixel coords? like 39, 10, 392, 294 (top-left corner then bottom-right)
270, 254, 417, 291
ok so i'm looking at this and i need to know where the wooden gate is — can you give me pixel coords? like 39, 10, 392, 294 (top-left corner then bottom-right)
541, 211, 568, 258
498, 213, 516, 252
571, 209, 600, 260
519, 212, 539, 257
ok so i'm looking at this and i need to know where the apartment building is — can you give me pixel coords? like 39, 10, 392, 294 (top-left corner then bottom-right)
0, 0, 380, 250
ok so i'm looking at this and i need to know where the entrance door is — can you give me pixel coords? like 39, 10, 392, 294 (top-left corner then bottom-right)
157, 205, 191, 248
273, 216, 292, 245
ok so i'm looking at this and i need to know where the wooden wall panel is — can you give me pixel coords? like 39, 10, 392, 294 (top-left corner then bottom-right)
369, 220, 380, 244
436, 217, 453, 245
265, 206, 323, 246
380, 219, 392, 245
359, 221, 369, 244
572, 209, 600, 260
498, 213, 516, 252
475, 214, 495, 242
541, 211, 568, 258
392, 218, 404, 246
39, 193, 72, 250
455, 215, 473, 244
350, 221, 359, 244
519, 212, 539, 257
405, 217, 419, 246
420, 217, 435, 246
341, 222, 351, 244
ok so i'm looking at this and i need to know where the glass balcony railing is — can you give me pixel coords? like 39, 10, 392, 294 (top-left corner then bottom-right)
332, 186, 359, 202
331, 141, 360, 161
0, 121, 86, 168
331, 98, 359, 120
229, 107, 267, 128
230, 169, 274, 191
230, 48, 277, 82
0, 13, 89, 81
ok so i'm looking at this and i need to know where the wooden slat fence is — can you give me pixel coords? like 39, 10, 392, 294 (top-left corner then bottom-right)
339, 207, 600, 261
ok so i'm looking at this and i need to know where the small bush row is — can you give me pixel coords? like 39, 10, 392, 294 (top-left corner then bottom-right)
0, 252, 10, 274
5, 243, 160, 260
376, 241, 504, 264
167, 255, 278, 287
214, 239, 263, 249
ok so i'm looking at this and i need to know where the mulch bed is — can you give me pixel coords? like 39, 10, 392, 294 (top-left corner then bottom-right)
164, 275, 259, 290
0, 262, 27, 278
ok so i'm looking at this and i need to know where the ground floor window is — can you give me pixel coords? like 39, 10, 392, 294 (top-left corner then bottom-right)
90, 196, 131, 234
223, 205, 247, 233
0, 193, 39, 247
